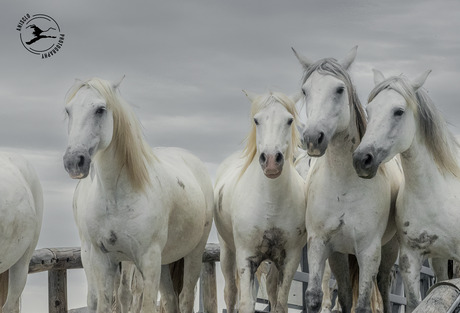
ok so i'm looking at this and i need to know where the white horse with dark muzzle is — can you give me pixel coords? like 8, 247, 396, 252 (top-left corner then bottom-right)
214, 91, 307, 313
353, 69, 460, 312
292, 47, 402, 313
63, 77, 213, 313
0, 153, 43, 313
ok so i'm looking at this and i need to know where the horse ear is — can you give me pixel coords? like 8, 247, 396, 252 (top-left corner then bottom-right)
411, 70, 432, 91
113, 75, 126, 90
291, 47, 312, 70
243, 90, 258, 103
372, 69, 386, 85
290, 92, 302, 104
339, 46, 358, 70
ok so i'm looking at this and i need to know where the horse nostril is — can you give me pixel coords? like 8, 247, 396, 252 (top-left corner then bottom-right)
363, 153, 373, 167
275, 152, 283, 164
259, 153, 267, 164
317, 132, 324, 145
77, 155, 85, 168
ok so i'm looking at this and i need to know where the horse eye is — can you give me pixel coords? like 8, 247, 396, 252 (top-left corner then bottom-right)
254, 118, 259, 126
95, 107, 105, 115
336, 86, 345, 94
394, 109, 405, 117
302, 89, 306, 96
287, 118, 294, 126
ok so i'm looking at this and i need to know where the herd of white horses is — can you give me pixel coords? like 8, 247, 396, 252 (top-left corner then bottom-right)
1, 46, 459, 313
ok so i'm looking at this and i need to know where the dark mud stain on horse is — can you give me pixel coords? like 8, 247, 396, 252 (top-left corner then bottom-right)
218, 185, 224, 212
176, 177, 185, 189
407, 231, 438, 250
297, 227, 306, 237
109, 231, 117, 245
399, 254, 411, 273
99, 242, 109, 253
246, 227, 287, 283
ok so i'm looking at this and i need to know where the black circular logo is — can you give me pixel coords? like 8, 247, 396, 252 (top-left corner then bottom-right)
17, 13, 65, 59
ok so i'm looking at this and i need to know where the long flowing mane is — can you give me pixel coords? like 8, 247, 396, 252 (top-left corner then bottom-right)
66, 78, 155, 191
369, 76, 460, 177
301, 58, 367, 140
240, 92, 301, 176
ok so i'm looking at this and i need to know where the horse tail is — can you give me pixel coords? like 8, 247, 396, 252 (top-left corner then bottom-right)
349, 255, 383, 313
0, 271, 8, 308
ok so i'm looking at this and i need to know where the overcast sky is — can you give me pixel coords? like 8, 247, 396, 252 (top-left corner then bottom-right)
1, 1, 460, 312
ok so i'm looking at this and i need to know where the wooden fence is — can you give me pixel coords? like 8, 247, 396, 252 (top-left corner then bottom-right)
0, 243, 436, 313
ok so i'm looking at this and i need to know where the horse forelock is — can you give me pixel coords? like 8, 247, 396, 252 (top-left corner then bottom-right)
66, 78, 155, 191
240, 92, 300, 176
369, 76, 460, 177
301, 58, 367, 140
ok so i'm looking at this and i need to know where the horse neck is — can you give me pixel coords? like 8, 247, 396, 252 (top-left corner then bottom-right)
247, 154, 294, 196
323, 119, 360, 176
400, 134, 444, 192
92, 145, 127, 194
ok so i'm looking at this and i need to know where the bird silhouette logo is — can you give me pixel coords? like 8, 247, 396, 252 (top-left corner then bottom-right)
25, 24, 57, 45
17, 14, 65, 58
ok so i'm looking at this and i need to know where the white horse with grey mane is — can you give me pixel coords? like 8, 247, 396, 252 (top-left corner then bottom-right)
353, 69, 460, 312
62, 77, 213, 313
214, 91, 307, 313
292, 47, 401, 313
0, 152, 43, 313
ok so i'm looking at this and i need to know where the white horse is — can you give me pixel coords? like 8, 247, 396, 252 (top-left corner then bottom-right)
292, 47, 401, 313
62, 77, 213, 313
0, 152, 43, 313
214, 91, 307, 313
353, 69, 460, 312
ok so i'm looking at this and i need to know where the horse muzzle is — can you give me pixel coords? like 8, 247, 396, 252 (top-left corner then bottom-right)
63, 147, 92, 179
303, 129, 328, 157
352, 149, 379, 179
259, 152, 284, 179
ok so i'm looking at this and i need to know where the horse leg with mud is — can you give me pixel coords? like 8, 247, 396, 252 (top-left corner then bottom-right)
305, 239, 330, 313
377, 236, 399, 313
219, 238, 238, 313
235, 249, 260, 313
271, 249, 303, 313
328, 253, 352, 313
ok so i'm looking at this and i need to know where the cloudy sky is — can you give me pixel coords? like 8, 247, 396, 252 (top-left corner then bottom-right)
1, 1, 460, 312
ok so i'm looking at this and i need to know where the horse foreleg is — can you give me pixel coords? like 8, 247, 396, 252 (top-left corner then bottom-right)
430, 258, 449, 282
159, 264, 179, 313
180, 236, 209, 313
80, 243, 98, 312
272, 249, 302, 313
91, 250, 119, 313
220, 239, 238, 313
139, 245, 162, 313
398, 246, 423, 313
320, 260, 333, 313
305, 239, 329, 313
328, 252, 352, 313
264, 261, 279, 309
378, 236, 398, 313
236, 249, 260, 313
355, 244, 381, 313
